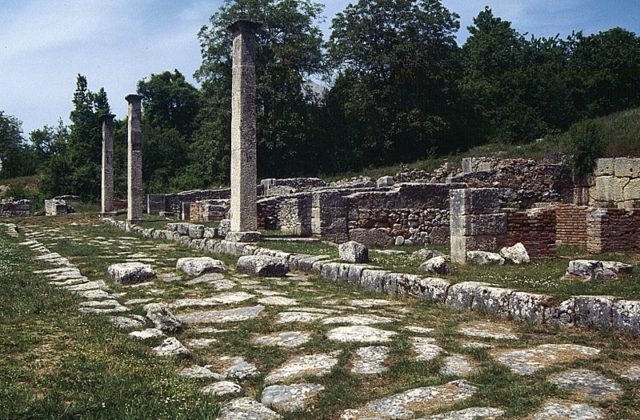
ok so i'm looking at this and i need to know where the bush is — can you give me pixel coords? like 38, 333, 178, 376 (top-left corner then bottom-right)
566, 120, 603, 178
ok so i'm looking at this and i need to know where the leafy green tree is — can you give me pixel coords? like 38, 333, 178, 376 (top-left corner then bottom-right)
189, 0, 325, 185
326, 0, 461, 169
0, 111, 26, 178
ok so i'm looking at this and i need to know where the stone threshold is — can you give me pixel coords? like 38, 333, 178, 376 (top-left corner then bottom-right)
102, 218, 640, 336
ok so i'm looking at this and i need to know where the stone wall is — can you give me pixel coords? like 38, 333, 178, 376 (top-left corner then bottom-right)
160, 188, 231, 217
550, 204, 590, 247
587, 208, 640, 253
260, 178, 326, 196
190, 199, 230, 222
500, 208, 556, 259
0, 199, 30, 217
589, 158, 640, 209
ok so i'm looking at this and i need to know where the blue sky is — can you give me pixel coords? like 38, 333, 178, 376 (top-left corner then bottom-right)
1, 0, 639, 134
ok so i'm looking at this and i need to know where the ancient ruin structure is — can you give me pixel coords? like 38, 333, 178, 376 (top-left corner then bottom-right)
100, 113, 115, 215
227, 20, 261, 237
125, 94, 143, 225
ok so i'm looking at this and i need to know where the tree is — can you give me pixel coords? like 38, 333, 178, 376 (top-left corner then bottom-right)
0, 111, 26, 178
188, 0, 325, 186
326, 0, 461, 169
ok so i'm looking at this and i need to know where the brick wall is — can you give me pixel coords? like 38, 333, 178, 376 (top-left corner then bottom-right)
553, 204, 589, 247
500, 208, 556, 259
587, 208, 640, 253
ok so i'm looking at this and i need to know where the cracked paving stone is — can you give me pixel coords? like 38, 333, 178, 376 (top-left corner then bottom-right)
152, 337, 190, 357
76, 289, 115, 299
462, 341, 494, 350
265, 351, 341, 384
348, 299, 401, 308
327, 326, 397, 343
550, 369, 622, 401
619, 365, 640, 381
261, 383, 325, 413
412, 337, 443, 361
171, 292, 255, 308
215, 356, 258, 380
186, 338, 218, 348
180, 365, 222, 379
427, 406, 505, 419
63, 280, 107, 292
185, 273, 233, 288
458, 321, 519, 340
179, 305, 265, 324
200, 381, 243, 397
218, 397, 280, 420
275, 312, 327, 324
257, 296, 298, 306
124, 298, 155, 305
532, 400, 604, 419
403, 325, 435, 334
440, 354, 477, 377
293, 307, 339, 314
341, 380, 477, 419
253, 331, 312, 348
129, 328, 164, 339
351, 346, 390, 374
109, 315, 145, 329
492, 344, 600, 375
321, 314, 397, 325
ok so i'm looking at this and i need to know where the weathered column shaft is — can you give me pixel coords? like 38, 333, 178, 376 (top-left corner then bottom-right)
101, 113, 115, 214
229, 20, 261, 232
126, 94, 143, 224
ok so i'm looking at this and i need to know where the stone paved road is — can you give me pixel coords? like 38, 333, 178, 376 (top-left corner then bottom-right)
9, 219, 640, 419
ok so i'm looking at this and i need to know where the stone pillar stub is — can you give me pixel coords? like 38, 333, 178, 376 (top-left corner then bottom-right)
100, 113, 115, 215
126, 94, 143, 225
227, 19, 262, 238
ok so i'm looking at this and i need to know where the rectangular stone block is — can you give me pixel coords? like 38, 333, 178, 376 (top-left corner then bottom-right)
573, 295, 616, 329
450, 213, 507, 237
445, 282, 491, 310
612, 300, 640, 334
470, 285, 514, 317
451, 235, 498, 263
614, 157, 640, 178
508, 292, 552, 324
450, 188, 501, 215
360, 269, 389, 293
594, 158, 615, 176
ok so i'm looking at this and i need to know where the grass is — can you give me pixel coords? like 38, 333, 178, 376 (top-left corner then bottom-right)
3, 215, 640, 418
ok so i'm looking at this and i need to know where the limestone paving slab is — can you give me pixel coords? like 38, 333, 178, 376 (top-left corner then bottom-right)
261, 383, 325, 413
493, 344, 601, 375
218, 397, 281, 420
327, 326, 397, 343
427, 407, 505, 419
129, 328, 164, 340
412, 337, 443, 361
200, 381, 243, 397
180, 365, 221, 379
275, 312, 327, 324
348, 299, 401, 308
321, 314, 397, 325
265, 351, 341, 384
253, 331, 312, 348
179, 305, 265, 324
109, 316, 145, 329
341, 380, 477, 419
184, 273, 231, 287
458, 320, 519, 340
171, 292, 255, 308
440, 354, 477, 377
550, 369, 622, 401
257, 296, 299, 306
403, 325, 435, 334
532, 400, 604, 419
351, 346, 390, 374
618, 365, 640, 381
186, 338, 218, 348
215, 356, 258, 380
152, 337, 190, 357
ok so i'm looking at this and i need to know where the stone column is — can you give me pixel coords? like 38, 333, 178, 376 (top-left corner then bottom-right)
100, 113, 115, 215
125, 94, 143, 225
227, 19, 262, 240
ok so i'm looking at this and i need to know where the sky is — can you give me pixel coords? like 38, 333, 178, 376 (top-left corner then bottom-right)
1, 0, 639, 135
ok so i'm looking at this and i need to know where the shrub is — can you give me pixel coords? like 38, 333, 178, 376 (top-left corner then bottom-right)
566, 120, 603, 178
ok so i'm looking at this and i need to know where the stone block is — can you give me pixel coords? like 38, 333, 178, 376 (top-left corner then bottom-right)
225, 231, 261, 243
176, 257, 227, 276
382, 273, 402, 297
547, 298, 575, 326
623, 178, 640, 202
236, 255, 288, 277
614, 157, 640, 178
376, 175, 395, 188
573, 295, 616, 329
445, 282, 492, 310
348, 228, 394, 247
107, 262, 155, 285
466, 251, 505, 265
396, 274, 423, 297
360, 269, 389, 293
339, 241, 369, 263
450, 188, 501, 215
508, 292, 552, 324
450, 213, 507, 236
419, 256, 450, 275
451, 236, 498, 263
594, 158, 615, 176
592, 176, 626, 203
471, 285, 513, 317
500, 243, 530, 264
612, 300, 640, 334
320, 262, 341, 281
188, 224, 205, 239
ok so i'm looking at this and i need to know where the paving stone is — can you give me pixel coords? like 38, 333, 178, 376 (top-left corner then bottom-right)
348, 299, 400, 308
493, 344, 601, 375
294, 307, 340, 314
253, 331, 312, 348
255, 290, 286, 296
550, 369, 622, 401
107, 262, 155, 284
261, 383, 325, 413
440, 354, 477, 377
63, 280, 107, 291
237, 255, 289, 277
179, 305, 265, 324
180, 365, 221, 379
257, 296, 298, 306
124, 298, 155, 305
109, 316, 145, 329
275, 312, 327, 324
265, 351, 341, 384
412, 337, 443, 361
428, 407, 505, 419
403, 325, 435, 334
215, 356, 258, 380
327, 326, 397, 343
129, 328, 164, 339
351, 346, 390, 374
171, 292, 255, 308
618, 365, 640, 381
462, 341, 494, 350
176, 257, 227, 276
321, 314, 397, 325
458, 321, 519, 340
152, 337, 190, 357
184, 273, 230, 286
532, 401, 604, 419
341, 380, 477, 419
158, 273, 182, 283
186, 338, 218, 348
144, 303, 182, 332
218, 397, 280, 420
201, 381, 243, 397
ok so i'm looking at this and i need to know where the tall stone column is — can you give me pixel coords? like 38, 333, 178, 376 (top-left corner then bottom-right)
100, 113, 115, 215
125, 94, 143, 225
227, 20, 262, 239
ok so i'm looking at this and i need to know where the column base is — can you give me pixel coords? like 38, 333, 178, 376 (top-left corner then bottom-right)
225, 231, 261, 243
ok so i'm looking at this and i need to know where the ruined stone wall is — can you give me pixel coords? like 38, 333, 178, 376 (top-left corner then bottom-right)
589, 158, 640, 209
500, 208, 557, 259
190, 199, 230, 222
0, 199, 30, 217
257, 193, 313, 236
162, 188, 231, 216
260, 177, 326, 196
587, 208, 640, 253
549, 204, 589, 247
